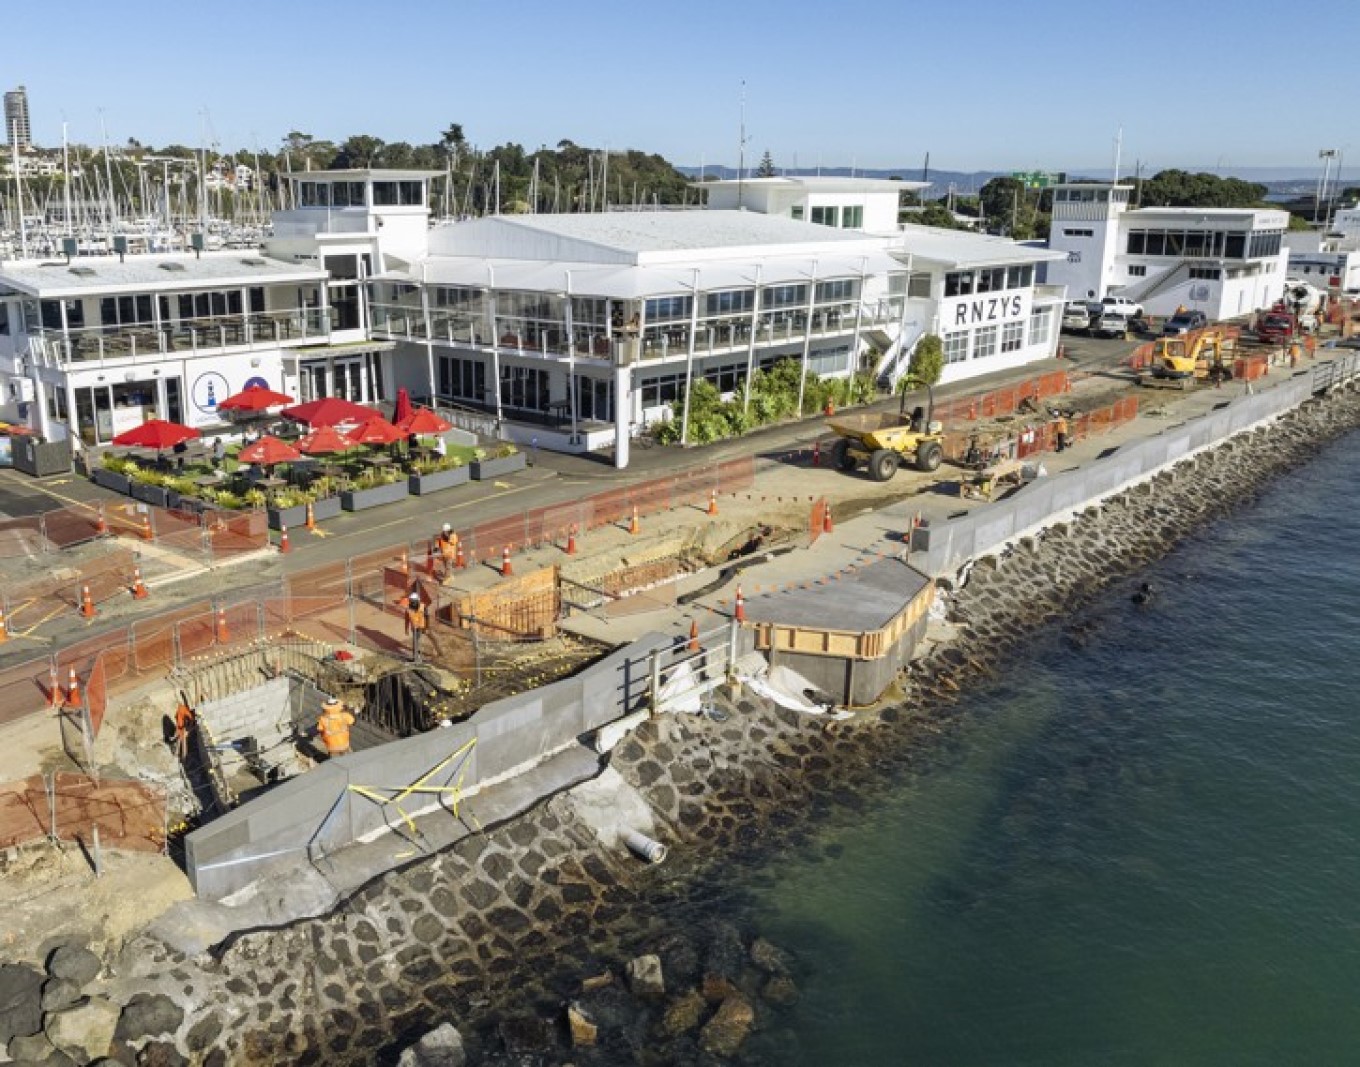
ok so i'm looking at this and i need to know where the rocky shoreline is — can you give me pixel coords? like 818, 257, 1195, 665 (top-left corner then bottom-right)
6, 383, 1360, 1066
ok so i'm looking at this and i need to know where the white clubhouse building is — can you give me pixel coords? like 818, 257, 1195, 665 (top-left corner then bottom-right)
1045, 181, 1289, 318
0, 171, 1065, 467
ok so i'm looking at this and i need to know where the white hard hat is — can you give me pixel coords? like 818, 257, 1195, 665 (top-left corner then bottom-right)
442, 523, 452, 533
409, 592, 421, 602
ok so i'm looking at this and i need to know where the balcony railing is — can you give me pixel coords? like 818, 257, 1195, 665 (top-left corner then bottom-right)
30, 310, 331, 366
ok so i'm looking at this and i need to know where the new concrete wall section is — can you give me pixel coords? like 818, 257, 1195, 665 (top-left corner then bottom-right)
913, 369, 1330, 578
186, 631, 675, 900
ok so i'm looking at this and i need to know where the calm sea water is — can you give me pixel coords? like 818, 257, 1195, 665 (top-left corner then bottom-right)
734, 431, 1360, 1066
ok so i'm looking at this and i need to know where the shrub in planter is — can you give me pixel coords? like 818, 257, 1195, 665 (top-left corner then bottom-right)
408, 455, 470, 495
470, 445, 526, 480
92, 467, 132, 495
341, 475, 410, 511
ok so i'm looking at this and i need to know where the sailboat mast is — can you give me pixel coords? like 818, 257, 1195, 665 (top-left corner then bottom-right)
62, 122, 72, 237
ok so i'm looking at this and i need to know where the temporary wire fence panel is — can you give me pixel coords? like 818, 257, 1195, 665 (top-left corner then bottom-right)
0, 659, 56, 726
85, 656, 108, 736
49, 772, 167, 853
40, 505, 104, 551
0, 516, 47, 559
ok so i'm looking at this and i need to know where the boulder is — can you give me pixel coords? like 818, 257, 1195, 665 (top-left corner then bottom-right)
396, 1022, 466, 1067
115, 993, 185, 1042
700, 972, 738, 1004
566, 1002, 597, 1048
625, 954, 664, 999
763, 975, 800, 1006
661, 990, 707, 1036
137, 1040, 189, 1066
0, 963, 45, 1044
749, 938, 792, 977
497, 1015, 553, 1055
7, 1030, 56, 1061
699, 992, 755, 1057
40, 979, 82, 1014
45, 996, 119, 1062
46, 945, 101, 987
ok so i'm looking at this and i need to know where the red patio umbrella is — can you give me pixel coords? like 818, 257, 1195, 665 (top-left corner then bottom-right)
111, 419, 201, 450
218, 385, 295, 413
346, 416, 407, 447
281, 396, 377, 428
396, 407, 452, 435
295, 426, 356, 455
237, 435, 303, 467
393, 387, 413, 426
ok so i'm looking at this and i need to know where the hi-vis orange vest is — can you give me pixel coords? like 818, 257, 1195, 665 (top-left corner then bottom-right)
317, 700, 355, 754
406, 602, 428, 633
437, 531, 457, 561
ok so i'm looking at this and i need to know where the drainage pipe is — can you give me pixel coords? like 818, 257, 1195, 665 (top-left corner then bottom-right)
623, 829, 668, 864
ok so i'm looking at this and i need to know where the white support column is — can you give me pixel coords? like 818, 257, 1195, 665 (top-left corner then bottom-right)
613, 361, 630, 469
564, 272, 579, 443
32, 377, 50, 439
849, 257, 868, 379
796, 260, 819, 416
486, 267, 503, 427
679, 268, 701, 447
419, 263, 436, 404
743, 264, 762, 416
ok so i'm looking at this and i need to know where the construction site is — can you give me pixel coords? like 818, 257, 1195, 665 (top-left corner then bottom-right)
0, 300, 1357, 951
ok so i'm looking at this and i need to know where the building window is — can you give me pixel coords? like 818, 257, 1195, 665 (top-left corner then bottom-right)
1005, 265, 1035, 289
1001, 320, 1025, 352
1029, 307, 1054, 348
944, 271, 975, 297
1064, 228, 1094, 238
438, 355, 487, 403
705, 289, 755, 315
808, 345, 851, 375
1127, 231, 1147, 254
645, 295, 693, 321
764, 284, 807, 308
1188, 267, 1220, 280
1248, 232, 1282, 258
907, 272, 932, 299
975, 267, 1007, 293
1128, 265, 1147, 278
1225, 233, 1246, 258
973, 326, 998, 359
841, 206, 863, 229
810, 206, 838, 227
791, 205, 804, 221
943, 332, 969, 364
815, 279, 855, 303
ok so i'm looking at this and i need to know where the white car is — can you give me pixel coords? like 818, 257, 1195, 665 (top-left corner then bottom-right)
1091, 305, 1135, 338
1061, 302, 1092, 332
1101, 295, 1145, 319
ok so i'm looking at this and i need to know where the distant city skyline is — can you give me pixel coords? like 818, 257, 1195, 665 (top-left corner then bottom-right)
8, 0, 1355, 182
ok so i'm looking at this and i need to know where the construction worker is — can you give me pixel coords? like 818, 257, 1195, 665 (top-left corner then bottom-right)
1289, 338, 1302, 369
316, 696, 355, 757
404, 591, 429, 663
1054, 413, 1070, 453
173, 701, 196, 760
436, 523, 458, 580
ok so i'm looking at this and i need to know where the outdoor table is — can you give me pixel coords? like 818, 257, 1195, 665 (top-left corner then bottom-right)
193, 474, 224, 488
362, 455, 393, 467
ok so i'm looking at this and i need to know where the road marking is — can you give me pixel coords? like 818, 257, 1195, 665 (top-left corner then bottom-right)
299, 482, 539, 548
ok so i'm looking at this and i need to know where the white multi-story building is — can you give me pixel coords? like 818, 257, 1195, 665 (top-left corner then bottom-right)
698, 175, 929, 235
1045, 182, 1289, 318
0, 168, 441, 444
1283, 203, 1360, 295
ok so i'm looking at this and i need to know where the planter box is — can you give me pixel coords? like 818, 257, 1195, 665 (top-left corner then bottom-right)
91, 468, 131, 496
341, 481, 410, 512
129, 482, 172, 508
470, 453, 526, 481
266, 494, 341, 531
408, 465, 471, 495
11, 438, 72, 477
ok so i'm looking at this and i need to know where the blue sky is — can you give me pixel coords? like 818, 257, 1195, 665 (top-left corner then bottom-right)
11, 0, 1355, 178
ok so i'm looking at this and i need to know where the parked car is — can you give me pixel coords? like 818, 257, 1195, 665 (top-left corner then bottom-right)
1162, 309, 1209, 336
1062, 302, 1092, 333
1091, 306, 1135, 338
1101, 295, 1145, 319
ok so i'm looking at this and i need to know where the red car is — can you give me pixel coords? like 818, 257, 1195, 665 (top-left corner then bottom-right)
1256, 311, 1297, 345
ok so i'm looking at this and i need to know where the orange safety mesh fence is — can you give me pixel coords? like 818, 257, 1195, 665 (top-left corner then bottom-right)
285, 559, 350, 601
0, 515, 47, 559
40, 505, 105, 550
85, 655, 108, 736
0, 658, 56, 727
205, 508, 269, 557
809, 497, 829, 544
49, 773, 166, 853
152, 507, 205, 560
934, 371, 1071, 427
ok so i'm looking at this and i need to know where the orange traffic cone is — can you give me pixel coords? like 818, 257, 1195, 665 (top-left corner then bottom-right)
687, 618, 700, 652
0, 606, 8, 643
629, 506, 640, 536
305, 501, 316, 531
501, 545, 513, 577
565, 525, 578, 555
707, 489, 718, 517
94, 504, 107, 535
823, 504, 835, 535
215, 605, 229, 644
79, 583, 95, 619
455, 541, 466, 570
64, 666, 80, 707
734, 586, 747, 623
139, 512, 153, 541
130, 566, 149, 600
279, 523, 291, 553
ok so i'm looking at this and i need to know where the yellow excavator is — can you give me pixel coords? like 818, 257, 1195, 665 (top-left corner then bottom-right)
1143, 329, 1236, 389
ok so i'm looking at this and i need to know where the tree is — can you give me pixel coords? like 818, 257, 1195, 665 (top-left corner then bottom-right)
914, 203, 960, 229
441, 123, 466, 151
1138, 169, 1267, 208
336, 134, 385, 168
907, 334, 945, 387
756, 150, 776, 178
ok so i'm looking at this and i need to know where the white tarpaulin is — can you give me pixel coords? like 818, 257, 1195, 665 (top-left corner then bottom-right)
738, 662, 852, 721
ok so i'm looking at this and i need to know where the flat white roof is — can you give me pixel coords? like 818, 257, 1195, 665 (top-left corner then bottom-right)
694, 175, 930, 194
482, 210, 876, 255
896, 224, 1064, 269
0, 252, 325, 298
1125, 206, 1288, 225
289, 168, 442, 181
